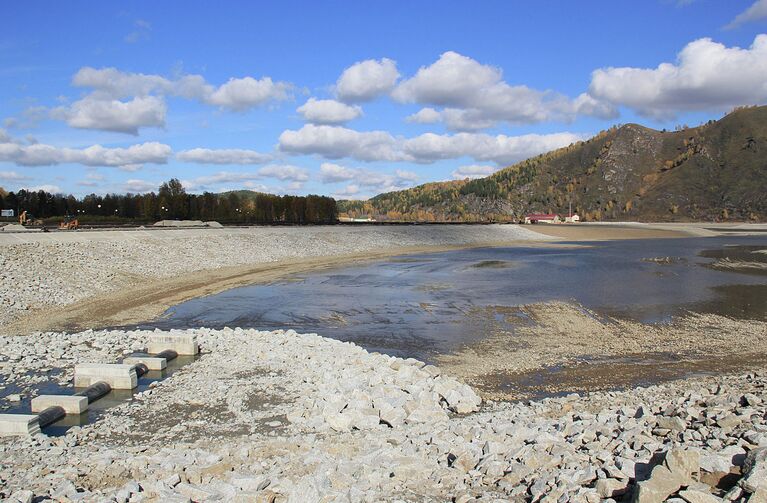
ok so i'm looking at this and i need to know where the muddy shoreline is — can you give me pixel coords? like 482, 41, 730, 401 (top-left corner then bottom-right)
1, 223, 701, 336
437, 302, 767, 401
6, 240, 579, 336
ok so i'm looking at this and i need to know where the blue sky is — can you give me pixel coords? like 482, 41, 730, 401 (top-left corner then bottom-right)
2, 0, 767, 199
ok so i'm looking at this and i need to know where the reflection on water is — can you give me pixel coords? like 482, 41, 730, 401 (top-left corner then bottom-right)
146, 237, 767, 360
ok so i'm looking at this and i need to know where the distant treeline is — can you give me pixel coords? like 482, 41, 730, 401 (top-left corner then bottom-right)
1, 179, 338, 224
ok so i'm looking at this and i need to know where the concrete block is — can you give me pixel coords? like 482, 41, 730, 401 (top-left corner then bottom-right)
123, 356, 166, 370
0, 414, 41, 436
31, 395, 89, 414
74, 363, 138, 390
147, 333, 198, 356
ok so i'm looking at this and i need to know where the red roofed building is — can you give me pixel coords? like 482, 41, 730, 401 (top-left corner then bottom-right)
524, 213, 560, 224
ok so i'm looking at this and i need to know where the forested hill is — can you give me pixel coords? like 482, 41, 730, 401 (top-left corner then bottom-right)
339, 106, 767, 222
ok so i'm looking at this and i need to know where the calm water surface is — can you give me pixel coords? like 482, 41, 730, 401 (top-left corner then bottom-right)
146, 236, 767, 360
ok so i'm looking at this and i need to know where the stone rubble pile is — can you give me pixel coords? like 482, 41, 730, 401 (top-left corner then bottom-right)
290, 357, 481, 430
186, 327, 482, 432
0, 328, 765, 502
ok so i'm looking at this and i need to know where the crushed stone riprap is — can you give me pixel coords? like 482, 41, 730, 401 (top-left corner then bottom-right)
0, 328, 480, 426
0, 328, 766, 502
0, 224, 551, 330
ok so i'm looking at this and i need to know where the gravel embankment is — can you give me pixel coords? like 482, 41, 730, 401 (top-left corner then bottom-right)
0, 225, 548, 328
1, 328, 766, 502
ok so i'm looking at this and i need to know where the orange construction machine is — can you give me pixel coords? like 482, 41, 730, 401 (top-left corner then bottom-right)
59, 216, 79, 230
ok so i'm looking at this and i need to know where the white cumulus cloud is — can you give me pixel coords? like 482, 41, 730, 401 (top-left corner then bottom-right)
51, 95, 166, 135
206, 76, 292, 111
392, 51, 615, 130
331, 184, 361, 199
181, 165, 308, 192
403, 131, 583, 165
186, 176, 307, 194
63, 67, 293, 129
451, 164, 498, 180
336, 58, 400, 102
182, 171, 263, 190
279, 124, 404, 162
395, 169, 419, 182
72, 67, 173, 99
435, 109, 500, 132
0, 170, 31, 181
297, 98, 362, 124
279, 124, 582, 165
318, 162, 418, 194
405, 107, 441, 124
319, 162, 359, 183
25, 184, 63, 193
3, 107, 47, 131
123, 179, 158, 193
242, 181, 270, 192
726, 0, 767, 29
72, 67, 294, 108
257, 164, 309, 182
176, 148, 272, 165
0, 140, 171, 170
588, 34, 767, 118
393, 51, 503, 106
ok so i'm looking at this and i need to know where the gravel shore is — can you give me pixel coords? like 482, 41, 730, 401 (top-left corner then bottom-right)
2, 225, 766, 501
1, 328, 766, 502
0, 225, 549, 332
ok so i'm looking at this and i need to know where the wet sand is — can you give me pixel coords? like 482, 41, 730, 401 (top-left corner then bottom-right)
0, 223, 740, 337
6, 241, 571, 335
525, 221, 767, 240
485, 351, 767, 400
4, 230, 695, 337
523, 223, 690, 240
437, 302, 767, 400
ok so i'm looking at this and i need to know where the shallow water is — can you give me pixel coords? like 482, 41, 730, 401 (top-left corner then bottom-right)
0, 354, 197, 435
147, 236, 767, 361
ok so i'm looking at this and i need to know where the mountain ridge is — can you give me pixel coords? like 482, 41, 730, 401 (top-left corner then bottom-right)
339, 106, 767, 222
